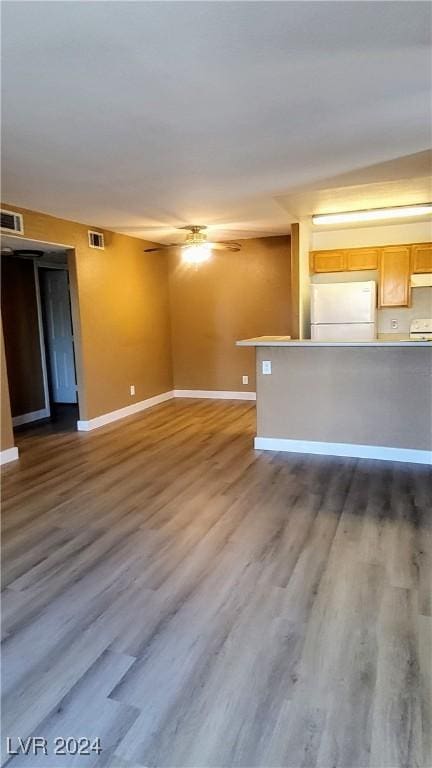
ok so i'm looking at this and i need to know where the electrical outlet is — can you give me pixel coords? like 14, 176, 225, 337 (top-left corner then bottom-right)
390, 319, 399, 330
262, 360, 272, 375
130, 385, 135, 396
242, 375, 249, 385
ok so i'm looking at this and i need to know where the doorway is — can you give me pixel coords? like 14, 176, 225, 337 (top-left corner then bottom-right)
38, 265, 79, 429
1, 236, 80, 434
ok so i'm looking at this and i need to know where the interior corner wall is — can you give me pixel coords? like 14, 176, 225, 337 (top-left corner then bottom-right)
69, 230, 173, 420
1, 205, 292, 425
168, 235, 291, 392
298, 223, 311, 339
290, 222, 311, 340
0, 203, 173, 422
1, 318, 15, 451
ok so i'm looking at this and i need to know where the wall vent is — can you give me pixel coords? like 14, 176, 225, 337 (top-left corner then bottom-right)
88, 230, 105, 250
1, 209, 24, 235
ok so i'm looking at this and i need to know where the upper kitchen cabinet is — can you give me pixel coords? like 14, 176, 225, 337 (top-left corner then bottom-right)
411, 243, 432, 273
379, 245, 411, 307
310, 241, 431, 308
310, 246, 379, 273
345, 247, 379, 271
310, 250, 346, 273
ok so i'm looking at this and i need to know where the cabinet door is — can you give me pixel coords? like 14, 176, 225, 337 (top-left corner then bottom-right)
310, 250, 346, 273
346, 247, 379, 271
411, 243, 432, 273
379, 246, 411, 307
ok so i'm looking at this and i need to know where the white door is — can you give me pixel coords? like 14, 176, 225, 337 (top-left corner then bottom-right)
42, 270, 77, 403
311, 282, 376, 324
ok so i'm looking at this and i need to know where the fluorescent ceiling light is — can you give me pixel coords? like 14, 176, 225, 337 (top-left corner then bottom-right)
182, 243, 211, 264
312, 204, 432, 226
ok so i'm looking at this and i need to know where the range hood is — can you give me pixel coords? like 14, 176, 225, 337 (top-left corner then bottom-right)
411, 273, 432, 288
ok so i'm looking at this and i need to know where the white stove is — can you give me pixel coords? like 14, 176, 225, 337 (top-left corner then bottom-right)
409, 318, 432, 341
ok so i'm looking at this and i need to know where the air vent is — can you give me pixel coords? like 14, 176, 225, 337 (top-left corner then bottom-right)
88, 230, 105, 250
1, 209, 24, 235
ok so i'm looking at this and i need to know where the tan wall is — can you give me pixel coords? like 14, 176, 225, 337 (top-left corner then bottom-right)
168, 236, 291, 391
1, 205, 292, 429
0, 203, 173, 420
1, 318, 15, 451
1, 256, 45, 416
256, 346, 432, 450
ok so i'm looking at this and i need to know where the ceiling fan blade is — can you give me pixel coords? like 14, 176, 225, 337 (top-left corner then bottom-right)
144, 243, 182, 252
209, 242, 241, 251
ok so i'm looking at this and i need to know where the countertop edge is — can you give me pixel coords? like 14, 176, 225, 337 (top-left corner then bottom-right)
236, 339, 432, 348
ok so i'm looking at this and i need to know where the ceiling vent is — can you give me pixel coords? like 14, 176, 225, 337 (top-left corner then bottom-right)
88, 230, 105, 250
1, 209, 24, 235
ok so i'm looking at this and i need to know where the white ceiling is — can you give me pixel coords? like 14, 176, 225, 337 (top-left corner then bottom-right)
277, 151, 432, 227
2, 1, 431, 243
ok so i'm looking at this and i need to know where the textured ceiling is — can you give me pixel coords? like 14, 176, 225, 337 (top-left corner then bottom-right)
277, 151, 432, 225
1, 1, 431, 242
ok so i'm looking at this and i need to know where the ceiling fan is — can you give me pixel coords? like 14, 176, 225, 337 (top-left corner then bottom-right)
0, 247, 44, 258
144, 225, 241, 263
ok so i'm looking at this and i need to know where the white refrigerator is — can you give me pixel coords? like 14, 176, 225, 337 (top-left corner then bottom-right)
311, 281, 377, 340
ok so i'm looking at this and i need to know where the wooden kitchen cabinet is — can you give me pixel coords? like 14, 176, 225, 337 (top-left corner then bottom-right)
309, 246, 379, 273
345, 247, 379, 271
379, 246, 411, 307
310, 241, 430, 307
411, 243, 432, 273
310, 250, 346, 273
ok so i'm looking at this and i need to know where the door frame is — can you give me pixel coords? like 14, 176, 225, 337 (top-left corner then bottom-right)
3, 234, 83, 426
33, 260, 51, 419
9, 259, 52, 427
36, 262, 79, 410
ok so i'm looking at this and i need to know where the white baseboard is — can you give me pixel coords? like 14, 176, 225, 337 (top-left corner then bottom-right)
12, 407, 50, 427
254, 437, 432, 465
77, 390, 174, 431
0, 446, 19, 465
76, 389, 256, 432
174, 389, 256, 401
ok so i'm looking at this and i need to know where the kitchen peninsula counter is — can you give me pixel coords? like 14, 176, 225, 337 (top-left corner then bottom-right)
236, 336, 432, 464
237, 336, 431, 347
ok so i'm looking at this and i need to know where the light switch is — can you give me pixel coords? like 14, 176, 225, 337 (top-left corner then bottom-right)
262, 360, 272, 375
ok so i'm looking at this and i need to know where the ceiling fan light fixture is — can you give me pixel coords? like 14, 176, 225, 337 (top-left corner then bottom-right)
143, 224, 241, 256
182, 242, 212, 264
